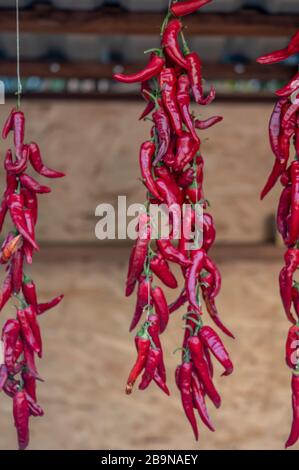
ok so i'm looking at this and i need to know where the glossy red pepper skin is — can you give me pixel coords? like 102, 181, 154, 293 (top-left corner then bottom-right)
188, 336, 221, 408
25, 391, 44, 417
203, 254, 221, 299
21, 188, 38, 225
4, 146, 28, 175
162, 20, 189, 70
23, 341, 41, 380
17, 307, 41, 356
22, 369, 37, 402
0, 364, 8, 391
0, 269, 13, 311
287, 161, 299, 246
171, 0, 212, 17
159, 68, 184, 136
0, 233, 22, 264
2, 319, 20, 371
114, 53, 164, 84
186, 52, 215, 105
176, 167, 194, 188
191, 370, 215, 432
186, 250, 205, 312
279, 249, 299, 324
139, 347, 162, 390
11, 249, 24, 294
22, 277, 38, 310
199, 325, 233, 376
7, 192, 39, 250
28, 142, 65, 178
155, 178, 181, 209
202, 213, 216, 252
23, 208, 35, 264
130, 276, 152, 332
13, 390, 30, 450
169, 289, 187, 314
277, 186, 291, 243
152, 108, 171, 165
178, 361, 199, 440
126, 334, 150, 394
19, 173, 51, 194
157, 238, 191, 267
151, 286, 169, 333
177, 74, 199, 143
260, 158, 287, 200
25, 305, 43, 358
286, 325, 299, 370
37, 294, 64, 316
285, 374, 299, 448
257, 31, 299, 64
184, 155, 204, 203
173, 133, 200, 173
292, 286, 299, 319
2, 109, 25, 155
150, 252, 178, 289
148, 314, 167, 383
195, 115, 223, 130
268, 98, 288, 162
139, 141, 163, 201
276, 73, 299, 97
154, 165, 183, 205
2, 108, 16, 139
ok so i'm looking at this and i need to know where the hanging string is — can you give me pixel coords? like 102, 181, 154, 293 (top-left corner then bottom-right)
16, 0, 22, 108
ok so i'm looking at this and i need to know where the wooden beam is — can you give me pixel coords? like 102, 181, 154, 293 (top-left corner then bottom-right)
0, 6, 298, 36
0, 60, 295, 81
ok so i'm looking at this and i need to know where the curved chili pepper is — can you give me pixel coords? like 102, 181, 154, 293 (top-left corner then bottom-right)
287, 161, 299, 246
23, 341, 42, 380
276, 72, 299, 98
21, 188, 38, 225
13, 390, 30, 450
25, 391, 44, 417
126, 329, 150, 395
139, 82, 155, 121
154, 165, 183, 205
2, 319, 20, 371
22, 276, 38, 310
19, 174, 51, 194
285, 325, 299, 370
183, 155, 204, 203
195, 116, 223, 130
153, 370, 170, 395
11, 249, 24, 294
151, 286, 169, 333
28, 142, 65, 179
153, 107, 171, 165
17, 308, 41, 356
177, 74, 199, 143
13, 338, 24, 364
22, 369, 37, 402
279, 249, 299, 324
178, 204, 194, 257
169, 289, 187, 314
268, 98, 288, 162
155, 178, 181, 208
260, 158, 287, 200
186, 250, 205, 311
139, 141, 163, 202
199, 325, 233, 376
114, 53, 164, 84
2, 109, 25, 155
292, 285, 299, 319
0, 269, 13, 311
178, 361, 199, 440
2, 108, 16, 139
0, 364, 8, 391
186, 52, 215, 105
285, 373, 299, 448
130, 276, 152, 332
148, 314, 167, 383
188, 336, 221, 408
157, 238, 191, 267
171, 0, 212, 17
176, 167, 194, 188
7, 192, 39, 250
37, 294, 64, 316
257, 31, 299, 65
173, 132, 200, 172
23, 208, 35, 264
202, 213, 216, 252
159, 68, 184, 136
0, 174, 18, 233
277, 185, 291, 243
203, 254, 221, 299
201, 281, 235, 338
25, 305, 42, 359
191, 370, 215, 432
162, 20, 189, 70
139, 347, 162, 390
0, 233, 22, 264
150, 251, 178, 289
4, 146, 28, 175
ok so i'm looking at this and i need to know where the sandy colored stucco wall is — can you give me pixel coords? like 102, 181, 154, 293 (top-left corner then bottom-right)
0, 99, 280, 243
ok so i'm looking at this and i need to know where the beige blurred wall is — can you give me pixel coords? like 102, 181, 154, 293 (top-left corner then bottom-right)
0, 99, 279, 243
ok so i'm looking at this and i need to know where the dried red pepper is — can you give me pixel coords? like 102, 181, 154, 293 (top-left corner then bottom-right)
171, 0, 212, 17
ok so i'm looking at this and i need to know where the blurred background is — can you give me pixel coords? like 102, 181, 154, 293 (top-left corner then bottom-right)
0, 0, 298, 450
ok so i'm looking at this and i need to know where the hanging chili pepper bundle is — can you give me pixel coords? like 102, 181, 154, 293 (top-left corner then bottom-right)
115, 0, 233, 441
0, 108, 64, 450
257, 31, 299, 448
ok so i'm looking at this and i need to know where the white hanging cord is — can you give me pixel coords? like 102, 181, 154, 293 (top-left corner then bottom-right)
16, 0, 22, 108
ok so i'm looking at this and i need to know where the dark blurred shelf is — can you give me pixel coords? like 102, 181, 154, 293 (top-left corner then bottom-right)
0, 6, 298, 36
0, 60, 296, 81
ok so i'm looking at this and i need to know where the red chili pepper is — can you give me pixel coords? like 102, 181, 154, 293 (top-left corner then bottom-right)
153, 370, 170, 395
154, 165, 183, 205
268, 98, 288, 162
203, 254, 221, 299
188, 335, 221, 408
0, 233, 22, 264
11, 249, 24, 294
186, 52, 215, 105
23, 208, 35, 264
191, 370, 215, 432
0, 269, 13, 311
13, 390, 30, 450
7, 192, 39, 250
152, 107, 171, 165
155, 178, 181, 209
186, 250, 205, 311
169, 289, 187, 314
178, 204, 194, 257
285, 373, 299, 448
277, 186, 291, 243
25, 391, 44, 417
184, 155, 204, 202
195, 116, 223, 130
23, 341, 41, 380
202, 213, 216, 252
151, 286, 169, 333
114, 53, 164, 84
276, 72, 299, 98
37, 294, 64, 316
19, 173, 51, 194
0, 174, 18, 233
4, 146, 28, 175
22, 276, 38, 310
285, 325, 299, 370
28, 142, 65, 179
130, 276, 152, 332
150, 251, 178, 289
177, 74, 199, 143
148, 314, 167, 383
159, 68, 184, 136
0, 364, 8, 391
260, 158, 287, 200
292, 285, 299, 319
126, 329, 150, 395
162, 20, 189, 70
157, 238, 191, 267
171, 0, 212, 17
22, 369, 37, 402
139, 141, 163, 201
17, 307, 41, 356
173, 133, 200, 173
2, 109, 25, 155
287, 161, 299, 246
279, 249, 299, 324
21, 188, 38, 225
178, 361, 199, 440
139, 82, 155, 121
176, 167, 194, 188
257, 31, 299, 64
25, 305, 42, 358
199, 325, 233, 376
139, 346, 162, 390
2, 108, 16, 139
2, 319, 20, 371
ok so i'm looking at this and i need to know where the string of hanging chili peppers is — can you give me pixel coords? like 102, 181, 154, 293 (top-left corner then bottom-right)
114, 0, 234, 440
257, 30, 299, 448
0, 0, 64, 450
